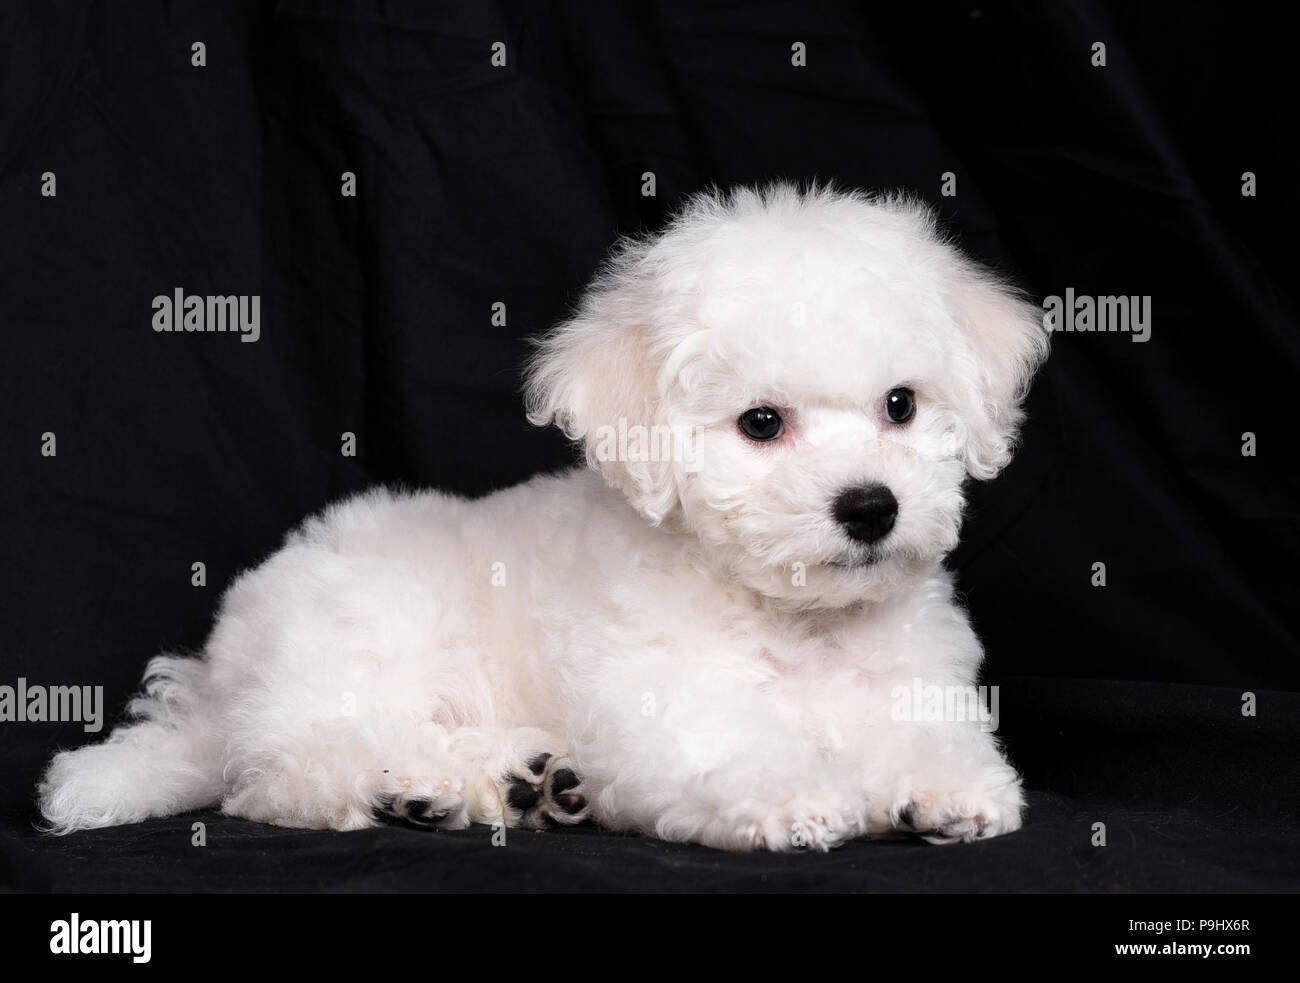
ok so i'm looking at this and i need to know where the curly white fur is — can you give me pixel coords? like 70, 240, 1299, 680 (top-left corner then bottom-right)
38, 184, 1048, 851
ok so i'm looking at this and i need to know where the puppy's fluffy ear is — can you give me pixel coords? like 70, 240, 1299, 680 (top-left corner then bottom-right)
525, 249, 680, 523
947, 268, 1050, 479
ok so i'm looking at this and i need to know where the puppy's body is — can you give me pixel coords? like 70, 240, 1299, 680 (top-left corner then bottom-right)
39, 185, 1045, 850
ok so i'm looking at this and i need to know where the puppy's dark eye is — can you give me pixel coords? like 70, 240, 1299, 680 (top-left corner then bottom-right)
885, 388, 915, 424
739, 407, 783, 441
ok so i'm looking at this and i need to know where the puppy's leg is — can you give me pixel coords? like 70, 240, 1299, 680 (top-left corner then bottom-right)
221, 714, 470, 831
590, 742, 863, 852
567, 667, 866, 851
444, 726, 591, 828
860, 721, 1024, 843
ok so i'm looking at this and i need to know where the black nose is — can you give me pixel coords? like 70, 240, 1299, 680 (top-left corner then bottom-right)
832, 484, 898, 544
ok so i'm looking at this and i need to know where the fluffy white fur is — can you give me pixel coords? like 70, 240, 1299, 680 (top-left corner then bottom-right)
38, 184, 1048, 851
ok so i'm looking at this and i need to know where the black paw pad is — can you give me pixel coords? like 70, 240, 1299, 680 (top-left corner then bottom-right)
526, 753, 552, 776
404, 797, 433, 819
556, 792, 587, 815
403, 798, 449, 825
374, 794, 448, 828
508, 779, 541, 811
550, 768, 580, 795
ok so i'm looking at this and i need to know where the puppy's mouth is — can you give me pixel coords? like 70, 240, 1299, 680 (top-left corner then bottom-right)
827, 549, 883, 571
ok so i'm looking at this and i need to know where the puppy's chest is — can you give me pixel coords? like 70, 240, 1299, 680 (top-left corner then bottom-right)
752, 630, 900, 749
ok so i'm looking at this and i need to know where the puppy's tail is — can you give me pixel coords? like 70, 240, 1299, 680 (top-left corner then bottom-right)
36, 654, 225, 834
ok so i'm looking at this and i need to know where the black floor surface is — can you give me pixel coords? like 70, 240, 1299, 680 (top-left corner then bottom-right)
4, 678, 1295, 892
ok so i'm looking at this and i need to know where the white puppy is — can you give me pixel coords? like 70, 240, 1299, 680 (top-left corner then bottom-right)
38, 184, 1048, 851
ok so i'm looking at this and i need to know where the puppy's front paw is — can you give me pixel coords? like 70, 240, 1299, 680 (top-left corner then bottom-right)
755, 801, 862, 853
891, 771, 1024, 844
667, 791, 863, 852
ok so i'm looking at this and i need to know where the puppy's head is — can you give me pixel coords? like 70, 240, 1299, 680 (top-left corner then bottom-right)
527, 184, 1048, 609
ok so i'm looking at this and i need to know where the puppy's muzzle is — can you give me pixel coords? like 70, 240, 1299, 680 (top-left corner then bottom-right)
833, 484, 898, 544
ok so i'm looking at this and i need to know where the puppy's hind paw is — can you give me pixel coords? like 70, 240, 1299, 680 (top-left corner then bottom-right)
504, 752, 591, 828
373, 773, 469, 830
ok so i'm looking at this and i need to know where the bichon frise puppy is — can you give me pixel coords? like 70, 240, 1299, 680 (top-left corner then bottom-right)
38, 184, 1048, 851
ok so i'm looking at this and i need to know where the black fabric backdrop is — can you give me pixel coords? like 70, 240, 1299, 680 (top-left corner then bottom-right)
0, 1, 1296, 892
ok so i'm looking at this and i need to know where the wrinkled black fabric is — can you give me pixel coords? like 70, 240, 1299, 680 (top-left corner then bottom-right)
0, 2, 1295, 892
